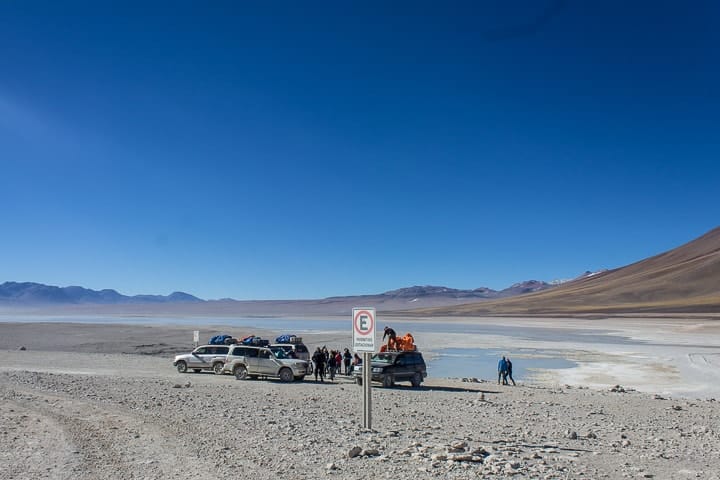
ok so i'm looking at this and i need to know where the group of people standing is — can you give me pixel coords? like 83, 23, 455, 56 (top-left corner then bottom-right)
311, 346, 361, 382
497, 356, 516, 386
309, 343, 519, 386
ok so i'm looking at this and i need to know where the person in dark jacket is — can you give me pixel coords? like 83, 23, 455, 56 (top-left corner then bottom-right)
312, 347, 326, 382
498, 356, 508, 385
383, 326, 397, 350
343, 348, 352, 375
328, 350, 337, 381
506, 357, 516, 386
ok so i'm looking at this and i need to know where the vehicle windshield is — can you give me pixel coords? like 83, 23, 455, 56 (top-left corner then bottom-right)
371, 353, 396, 364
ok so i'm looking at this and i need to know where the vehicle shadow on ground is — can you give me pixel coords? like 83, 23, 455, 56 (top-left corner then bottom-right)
343, 383, 501, 394
306, 376, 502, 394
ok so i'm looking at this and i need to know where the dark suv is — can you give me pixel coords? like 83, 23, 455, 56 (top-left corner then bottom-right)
353, 351, 427, 388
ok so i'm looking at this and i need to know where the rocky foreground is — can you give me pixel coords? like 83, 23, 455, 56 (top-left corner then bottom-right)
1, 351, 719, 480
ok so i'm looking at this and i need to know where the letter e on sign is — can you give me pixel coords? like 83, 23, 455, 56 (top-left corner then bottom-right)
352, 307, 376, 352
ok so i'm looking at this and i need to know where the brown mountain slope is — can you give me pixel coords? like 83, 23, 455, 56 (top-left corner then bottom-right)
411, 226, 720, 315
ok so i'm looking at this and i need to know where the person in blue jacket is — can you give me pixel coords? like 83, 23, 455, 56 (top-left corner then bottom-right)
498, 356, 508, 385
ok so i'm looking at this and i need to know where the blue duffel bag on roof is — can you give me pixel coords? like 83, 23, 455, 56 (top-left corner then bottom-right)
209, 334, 231, 345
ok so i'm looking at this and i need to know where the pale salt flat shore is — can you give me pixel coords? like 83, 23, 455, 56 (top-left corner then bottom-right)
408, 316, 720, 399
1, 319, 720, 479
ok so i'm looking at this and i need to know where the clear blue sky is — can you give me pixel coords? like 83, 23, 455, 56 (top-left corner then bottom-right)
1, 1, 719, 300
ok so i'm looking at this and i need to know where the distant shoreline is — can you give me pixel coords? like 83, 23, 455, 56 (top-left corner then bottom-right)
3, 315, 720, 399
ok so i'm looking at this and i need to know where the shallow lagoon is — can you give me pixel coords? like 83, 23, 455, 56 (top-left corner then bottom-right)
427, 347, 577, 381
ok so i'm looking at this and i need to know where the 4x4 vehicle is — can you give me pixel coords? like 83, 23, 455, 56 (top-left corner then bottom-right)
173, 345, 230, 374
353, 351, 427, 388
214, 344, 291, 377
223, 346, 309, 382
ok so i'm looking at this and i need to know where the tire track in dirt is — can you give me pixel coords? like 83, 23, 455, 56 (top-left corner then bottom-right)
0, 381, 221, 480
0, 396, 79, 480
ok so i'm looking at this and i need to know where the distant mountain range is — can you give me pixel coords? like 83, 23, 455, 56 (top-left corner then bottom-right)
0, 282, 203, 306
338, 280, 554, 301
7, 226, 718, 315
0, 279, 555, 312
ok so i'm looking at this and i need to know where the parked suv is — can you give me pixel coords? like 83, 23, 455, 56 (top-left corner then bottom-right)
173, 345, 230, 374
353, 351, 427, 388
223, 346, 309, 382
214, 344, 290, 378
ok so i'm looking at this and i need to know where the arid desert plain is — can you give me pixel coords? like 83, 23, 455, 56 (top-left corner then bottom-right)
1, 315, 719, 479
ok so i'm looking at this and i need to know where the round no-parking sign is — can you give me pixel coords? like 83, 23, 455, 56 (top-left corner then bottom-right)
352, 307, 376, 352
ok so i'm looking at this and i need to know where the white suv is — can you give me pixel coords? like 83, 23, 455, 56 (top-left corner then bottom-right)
173, 345, 230, 374
222, 346, 309, 382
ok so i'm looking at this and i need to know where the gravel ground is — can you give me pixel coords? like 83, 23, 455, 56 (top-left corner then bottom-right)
1, 351, 720, 480
1, 321, 720, 479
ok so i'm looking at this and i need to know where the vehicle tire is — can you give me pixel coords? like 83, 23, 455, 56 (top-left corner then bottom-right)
193, 369, 201, 373
355, 377, 363, 386
212, 362, 224, 375
382, 375, 394, 388
411, 372, 422, 388
176, 361, 188, 373
234, 365, 249, 380
279, 368, 293, 383
294, 375, 305, 382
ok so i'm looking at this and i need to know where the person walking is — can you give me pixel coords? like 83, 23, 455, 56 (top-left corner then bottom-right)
312, 347, 326, 382
498, 356, 508, 385
506, 357, 516, 386
343, 348, 352, 375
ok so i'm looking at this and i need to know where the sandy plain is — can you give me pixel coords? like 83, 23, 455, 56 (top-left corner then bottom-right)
1, 317, 720, 479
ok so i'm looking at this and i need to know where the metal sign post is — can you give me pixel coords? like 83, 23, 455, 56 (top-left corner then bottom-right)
353, 307, 376, 430
363, 351, 372, 428
193, 330, 200, 347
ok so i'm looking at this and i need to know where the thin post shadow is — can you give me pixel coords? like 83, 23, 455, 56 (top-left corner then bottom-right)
481, 439, 595, 453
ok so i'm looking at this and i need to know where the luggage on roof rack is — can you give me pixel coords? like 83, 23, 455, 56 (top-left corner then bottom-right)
275, 334, 302, 344
209, 334, 232, 345
242, 335, 269, 347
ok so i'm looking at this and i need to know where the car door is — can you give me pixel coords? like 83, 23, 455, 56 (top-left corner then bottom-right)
198, 346, 219, 368
394, 354, 410, 380
257, 348, 279, 376
227, 346, 246, 364
243, 348, 259, 373
190, 347, 209, 368
207, 346, 229, 367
